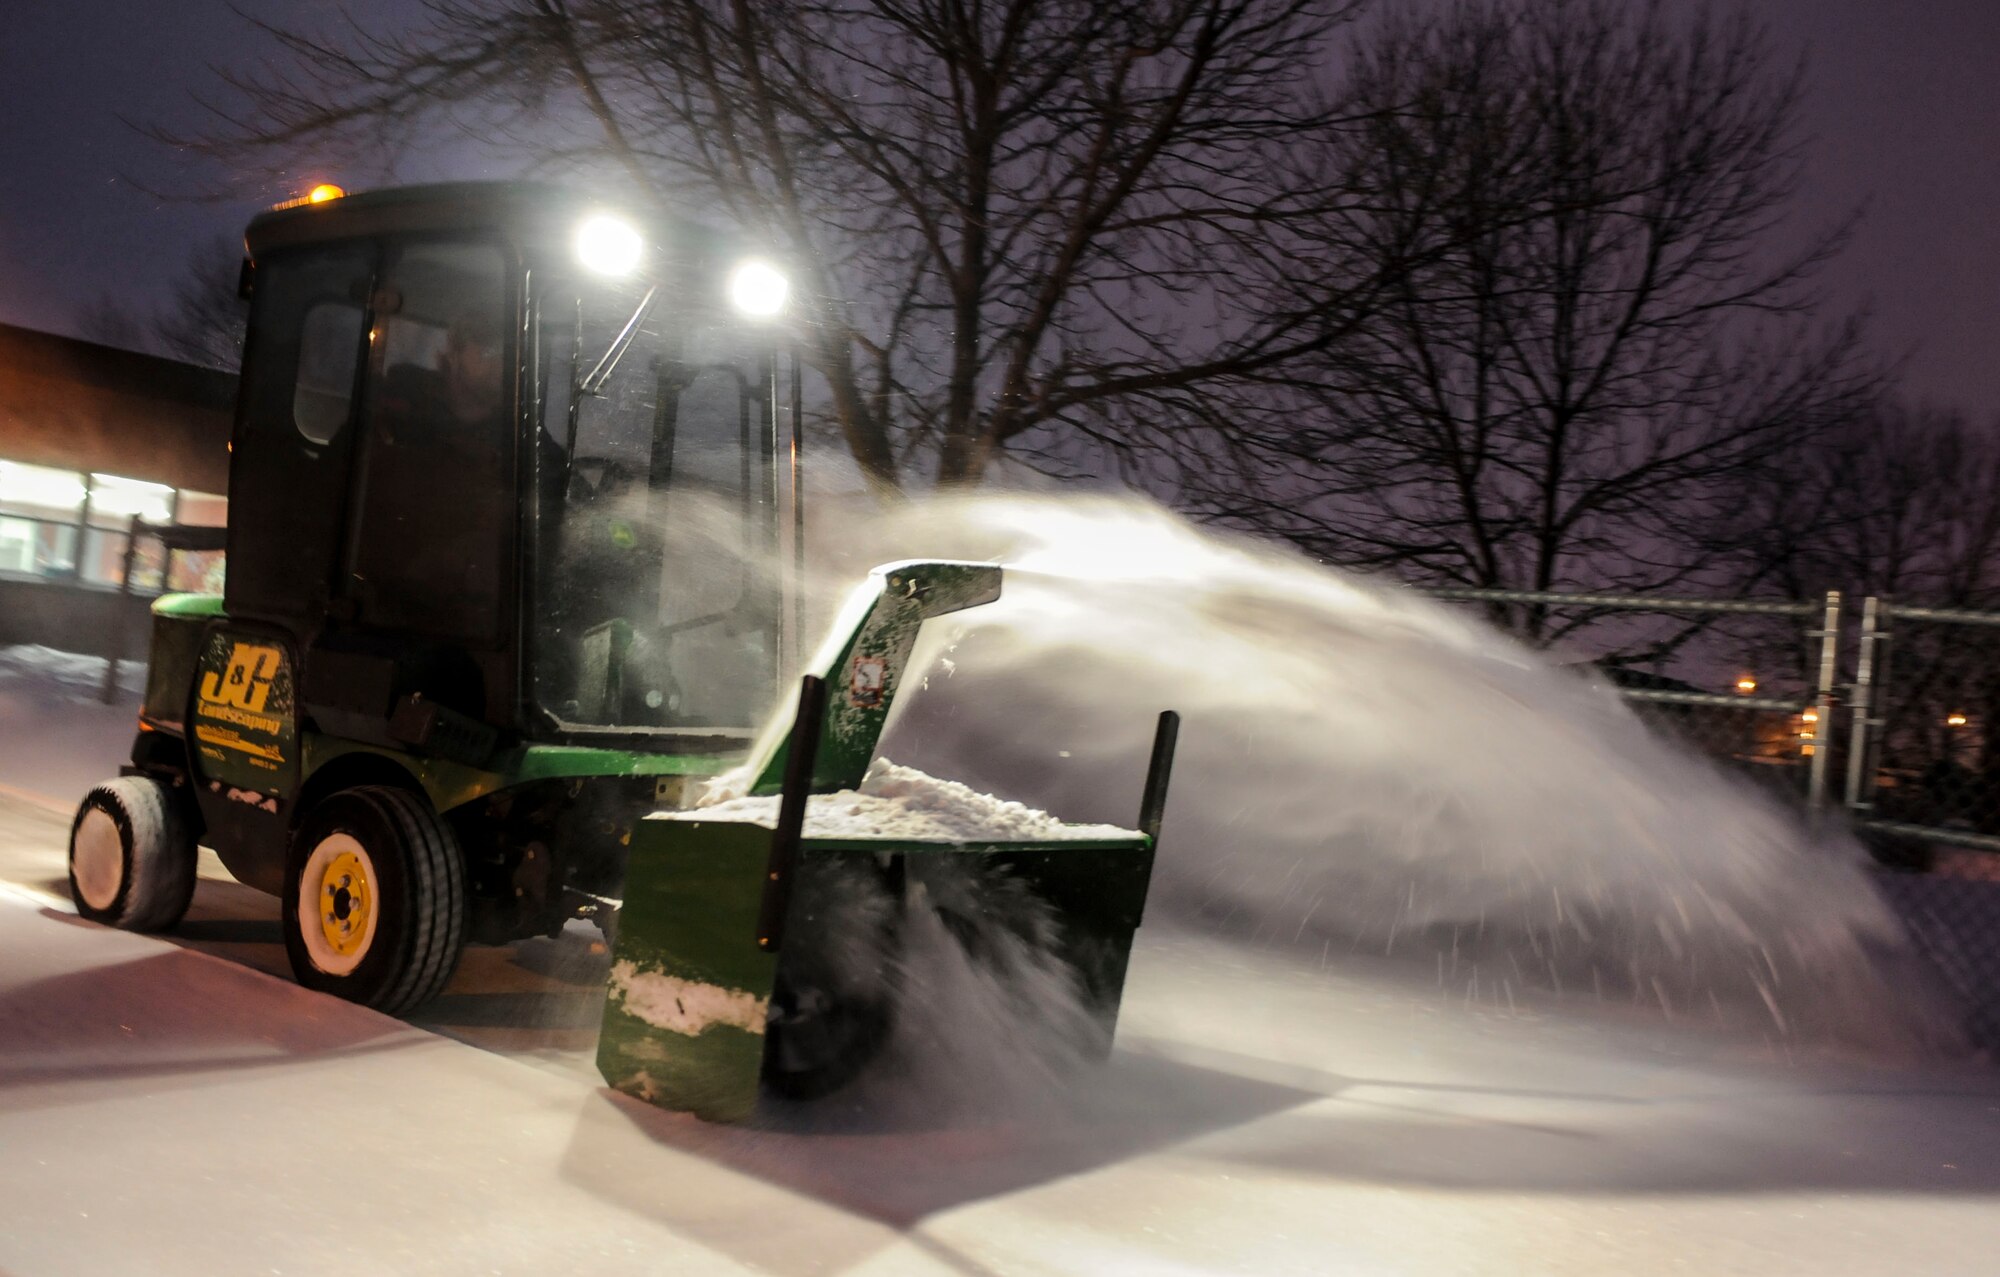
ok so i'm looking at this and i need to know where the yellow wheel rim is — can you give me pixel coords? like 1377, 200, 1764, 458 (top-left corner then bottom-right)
299, 833, 380, 976
318, 848, 374, 958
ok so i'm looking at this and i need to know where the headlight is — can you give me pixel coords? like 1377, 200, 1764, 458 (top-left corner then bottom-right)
728, 258, 789, 317
575, 214, 643, 277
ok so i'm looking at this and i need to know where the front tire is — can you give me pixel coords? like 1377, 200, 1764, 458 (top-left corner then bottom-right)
68, 776, 198, 931
282, 786, 466, 1016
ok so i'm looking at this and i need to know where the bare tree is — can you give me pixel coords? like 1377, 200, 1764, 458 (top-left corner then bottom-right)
1737, 402, 2000, 825
152, 233, 250, 371
1742, 403, 2000, 607
1206, 0, 1875, 643
176, 0, 1395, 493
69, 236, 247, 371
72, 290, 148, 352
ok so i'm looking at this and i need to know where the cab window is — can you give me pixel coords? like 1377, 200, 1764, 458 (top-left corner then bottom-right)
225, 242, 375, 622
343, 240, 513, 642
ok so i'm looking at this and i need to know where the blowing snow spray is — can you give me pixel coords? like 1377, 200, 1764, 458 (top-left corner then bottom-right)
829, 494, 1956, 1057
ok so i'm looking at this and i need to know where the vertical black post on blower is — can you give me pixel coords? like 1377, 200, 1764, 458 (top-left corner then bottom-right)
1138, 709, 1180, 845
757, 674, 827, 952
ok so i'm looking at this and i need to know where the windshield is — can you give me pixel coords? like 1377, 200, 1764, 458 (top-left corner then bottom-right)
531, 273, 779, 736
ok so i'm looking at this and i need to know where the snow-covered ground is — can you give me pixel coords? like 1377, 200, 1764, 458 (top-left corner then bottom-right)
0, 644, 143, 807
5, 642, 2000, 1274
4, 877, 2000, 1276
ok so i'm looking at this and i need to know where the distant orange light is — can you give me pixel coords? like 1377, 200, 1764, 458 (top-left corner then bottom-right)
1947, 712, 1969, 728
1801, 708, 1819, 723
1734, 675, 1757, 695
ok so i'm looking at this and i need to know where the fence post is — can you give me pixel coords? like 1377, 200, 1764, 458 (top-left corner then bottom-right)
1844, 596, 1885, 814
1807, 590, 1841, 808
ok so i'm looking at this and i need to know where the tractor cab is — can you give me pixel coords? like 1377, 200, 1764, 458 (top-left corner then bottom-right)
224, 182, 790, 758
79, 182, 804, 1007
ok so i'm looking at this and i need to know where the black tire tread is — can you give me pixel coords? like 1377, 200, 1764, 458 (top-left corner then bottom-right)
345, 785, 466, 1016
71, 776, 197, 932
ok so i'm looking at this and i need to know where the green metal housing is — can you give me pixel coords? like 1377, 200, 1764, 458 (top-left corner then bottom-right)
598, 561, 1158, 1119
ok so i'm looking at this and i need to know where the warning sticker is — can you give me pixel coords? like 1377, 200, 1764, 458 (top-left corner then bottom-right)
849, 656, 887, 709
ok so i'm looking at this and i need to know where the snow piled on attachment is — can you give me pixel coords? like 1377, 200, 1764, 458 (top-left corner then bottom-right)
671, 758, 1142, 843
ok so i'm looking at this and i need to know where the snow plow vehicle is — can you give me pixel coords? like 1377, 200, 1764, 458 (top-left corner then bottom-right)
65, 182, 1172, 1119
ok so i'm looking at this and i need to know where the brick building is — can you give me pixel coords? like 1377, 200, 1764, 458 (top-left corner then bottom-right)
0, 322, 236, 654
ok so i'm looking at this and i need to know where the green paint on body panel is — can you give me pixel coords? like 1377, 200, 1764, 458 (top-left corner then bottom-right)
599, 819, 779, 1122
749, 561, 1002, 796
301, 736, 744, 814
511, 743, 740, 783
151, 593, 226, 619
599, 805, 1162, 1122
141, 611, 207, 727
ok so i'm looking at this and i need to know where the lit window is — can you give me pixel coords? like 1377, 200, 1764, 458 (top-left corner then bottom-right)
0, 461, 87, 516
0, 514, 79, 577
89, 474, 176, 523
0, 518, 35, 574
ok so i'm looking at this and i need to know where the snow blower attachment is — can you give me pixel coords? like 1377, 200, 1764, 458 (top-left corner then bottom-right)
599, 562, 1177, 1120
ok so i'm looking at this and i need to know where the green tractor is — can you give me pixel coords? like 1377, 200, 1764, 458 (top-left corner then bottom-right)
65, 182, 1172, 1119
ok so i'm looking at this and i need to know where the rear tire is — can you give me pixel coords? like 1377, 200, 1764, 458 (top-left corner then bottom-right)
68, 776, 198, 931
282, 786, 466, 1016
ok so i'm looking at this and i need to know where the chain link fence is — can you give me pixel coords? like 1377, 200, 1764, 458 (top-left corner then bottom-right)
1428, 587, 1840, 807
1842, 601, 2000, 1048
1845, 601, 2000, 851
1432, 584, 2000, 1052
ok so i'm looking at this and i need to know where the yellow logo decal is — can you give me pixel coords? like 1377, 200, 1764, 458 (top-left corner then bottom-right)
200, 642, 283, 713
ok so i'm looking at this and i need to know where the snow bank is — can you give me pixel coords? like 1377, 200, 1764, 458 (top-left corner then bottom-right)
0, 644, 145, 805
668, 759, 1142, 843
0, 644, 146, 699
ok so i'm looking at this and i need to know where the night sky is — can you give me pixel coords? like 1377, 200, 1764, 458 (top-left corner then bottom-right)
2, 0, 1996, 415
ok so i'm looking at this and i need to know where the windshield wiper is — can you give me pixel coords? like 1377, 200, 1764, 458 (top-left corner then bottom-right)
579, 285, 659, 397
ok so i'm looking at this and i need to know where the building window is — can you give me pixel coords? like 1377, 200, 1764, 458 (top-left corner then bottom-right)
82, 473, 176, 586
0, 459, 228, 591
0, 460, 86, 576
